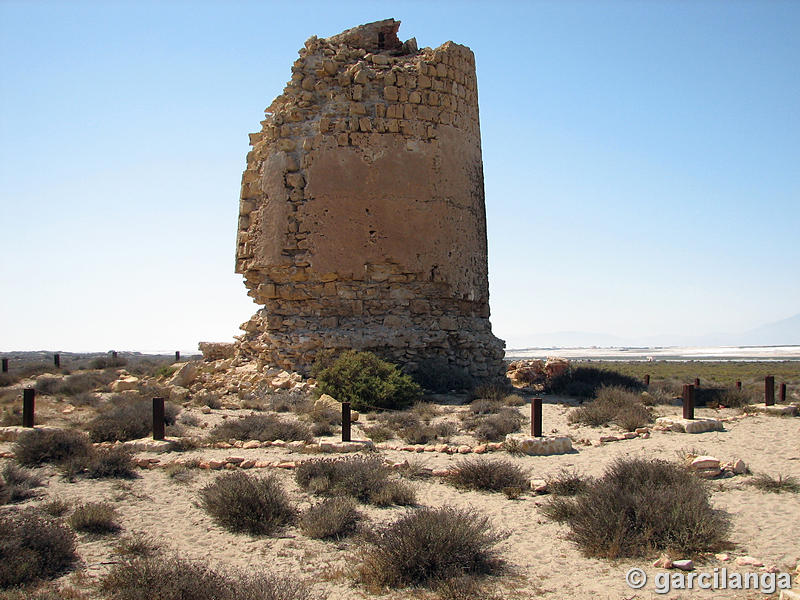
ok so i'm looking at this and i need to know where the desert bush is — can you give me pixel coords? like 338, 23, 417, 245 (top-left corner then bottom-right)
748, 473, 800, 494
39, 497, 70, 517
445, 458, 527, 493
70, 392, 100, 407
469, 399, 502, 415
472, 383, 508, 403
34, 371, 116, 397
178, 412, 201, 427
88, 356, 127, 369
711, 388, 752, 409
434, 574, 497, 600
68, 502, 121, 534
362, 424, 393, 443
542, 457, 730, 558
412, 357, 473, 393
0, 509, 77, 587
164, 462, 196, 484
549, 367, 644, 398
312, 350, 421, 411
463, 407, 522, 442
199, 471, 297, 535
411, 401, 440, 421
209, 414, 312, 443
567, 386, 653, 431
295, 456, 415, 506
100, 556, 317, 600
83, 446, 137, 479
0, 405, 21, 427
504, 394, 525, 407
400, 421, 455, 445
299, 497, 361, 540
87, 397, 180, 442
114, 533, 163, 559
357, 506, 506, 589
306, 407, 341, 437
15, 428, 93, 467
0, 463, 44, 504
546, 468, 592, 496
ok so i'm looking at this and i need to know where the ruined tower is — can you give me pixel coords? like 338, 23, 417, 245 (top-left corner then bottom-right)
234, 19, 505, 381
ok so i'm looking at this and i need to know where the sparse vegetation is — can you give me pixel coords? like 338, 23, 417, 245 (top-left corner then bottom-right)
39, 497, 70, 518
462, 407, 522, 441
312, 350, 421, 411
357, 506, 506, 589
748, 473, 800, 494
546, 468, 592, 496
68, 502, 122, 534
542, 457, 730, 558
567, 386, 653, 431
208, 413, 312, 443
299, 497, 361, 540
445, 458, 528, 494
100, 556, 318, 600
87, 397, 180, 442
199, 471, 297, 535
0, 463, 44, 504
114, 533, 163, 559
0, 509, 77, 587
549, 366, 645, 398
295, 456, 415, 506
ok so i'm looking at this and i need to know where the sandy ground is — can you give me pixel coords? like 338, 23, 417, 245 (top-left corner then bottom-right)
1, 399, 799, 600
506, 346, 800, 361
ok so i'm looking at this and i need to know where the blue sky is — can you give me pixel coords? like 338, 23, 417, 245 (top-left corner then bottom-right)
1, 0, 798, 351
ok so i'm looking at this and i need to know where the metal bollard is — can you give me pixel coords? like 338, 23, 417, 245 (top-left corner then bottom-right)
23, 388, 35, 427
735, 381, 742, 391
153, 397, 165, 440
531, 397, 543, 437
341, 401, 351, 442
779, 383, 786, 403
694, 377, 700, 388
54, 353, 61, 368
1, 358, 8, 373
765, 376, 774, 406
175, 351, 181, 362
112, 351, 118, 360
682, 384, 695, 420
644, 374, 650, 387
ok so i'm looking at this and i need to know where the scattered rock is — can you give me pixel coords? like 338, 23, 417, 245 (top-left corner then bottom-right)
653, 554, 673, 568
672, 559, 694, 571
735, 556, 764, 567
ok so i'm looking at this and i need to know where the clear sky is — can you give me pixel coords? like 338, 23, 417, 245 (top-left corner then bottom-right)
1, 0, 798, 352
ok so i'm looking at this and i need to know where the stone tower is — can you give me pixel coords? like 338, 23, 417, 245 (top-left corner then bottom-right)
234, 19, 505, 382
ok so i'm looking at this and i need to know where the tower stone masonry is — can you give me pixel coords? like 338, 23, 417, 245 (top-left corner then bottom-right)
234, 18, 505, 382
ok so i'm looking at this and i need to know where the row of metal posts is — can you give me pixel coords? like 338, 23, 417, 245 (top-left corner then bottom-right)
1, 351, 182, 373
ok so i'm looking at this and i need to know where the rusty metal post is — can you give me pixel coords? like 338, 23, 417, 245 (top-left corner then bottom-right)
682, 384, 695, 420
112, 351, 118, 360
23, 388, 35, 428
765, 376, 774, 406
1, 358, 8, 373
735, 380, 742, 391
153, 397, 165, 440
531, 397, 543, 437
644, 374, 650, 387
694, 377, 700, 388
175, 351, 180, 362
779, 383, 786, 403
54, 353, 60, 368
341, 401, 351, 442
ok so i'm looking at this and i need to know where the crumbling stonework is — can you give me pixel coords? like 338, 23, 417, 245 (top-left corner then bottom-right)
234, 19, 505, 381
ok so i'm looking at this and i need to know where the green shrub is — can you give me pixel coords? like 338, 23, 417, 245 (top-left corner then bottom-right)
14, 428, 93, 467
299, 497, 361, 540
100, 556, 318, 600
209, 414, 312, 443
357, 506, 506, 589
87, 397, 180, 442
295, 456, 415, 506
0, 509, 77, 587
542, 457, 730, 558
549, 367, 644, 398
0, 463, 43, 504
567, 386, 653, 431
68, 502, 121, 534
446, 458, 527, 494
199, 471, 296, 535
312, 350, 421, 411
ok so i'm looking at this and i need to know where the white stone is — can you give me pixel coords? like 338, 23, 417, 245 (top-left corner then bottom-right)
506, 434, 572, 456
655, 417, 723, 434
111, 376, 140, 392
672, 559, 693, 571
690, 456, 721, 470
169, 362, 198, 387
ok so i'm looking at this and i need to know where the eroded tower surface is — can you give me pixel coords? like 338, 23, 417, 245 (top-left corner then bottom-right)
234, 19, 505, 381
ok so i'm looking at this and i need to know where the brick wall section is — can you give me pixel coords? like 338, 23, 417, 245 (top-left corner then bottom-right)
234, 19, 505, 381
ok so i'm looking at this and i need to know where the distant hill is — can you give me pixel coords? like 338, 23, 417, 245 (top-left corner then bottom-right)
738, 313, 800, 346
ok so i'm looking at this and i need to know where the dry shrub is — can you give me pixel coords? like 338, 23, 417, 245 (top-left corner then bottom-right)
209, 414, 312, 443
567, 386, 653, 431
0, 584, 91, 600
87, 397, 180, 442
542, 457, 730, 558
68, 502, 121, 534
14, 428, 93, 467
0, 509, 77, 587
299, 497, 361, 540
748, 473, 800, 494
548, 367, 644, 398
504, 394, 525, 407
468, 399, 502, 415
295, 456, 415, 506
100, 556, 318, 600
0, 463, 44, 504
472, 384, 508, 403
39, 497, 70, 517
199, 471, 297, 535
434, 574, 498, 600
114, 533, 163, 559
399, 421, 455, 445
446, 458, 527, 494
361, 424, 393, 443
463, 407, 522, 442
357, 506, 506, 589
546, 468, 592, 496
165, 462, 196, 484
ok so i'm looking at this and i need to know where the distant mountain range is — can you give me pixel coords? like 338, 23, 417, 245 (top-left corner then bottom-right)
505, 313, 800, 349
